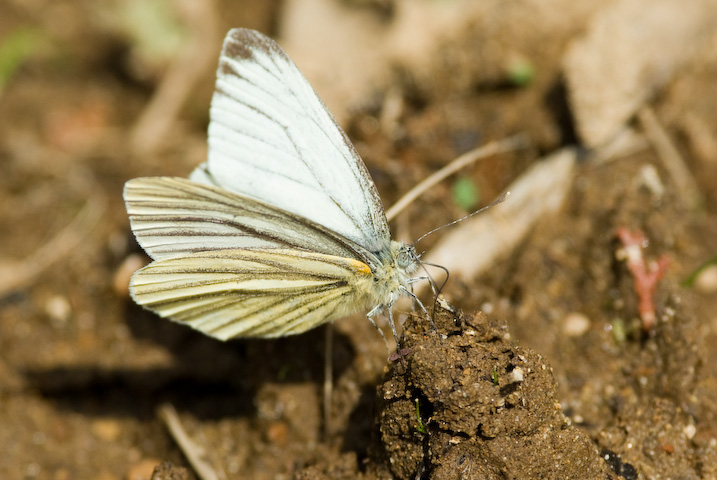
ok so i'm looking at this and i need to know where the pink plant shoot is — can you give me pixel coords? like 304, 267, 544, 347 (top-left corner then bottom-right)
616, 227, 670, 332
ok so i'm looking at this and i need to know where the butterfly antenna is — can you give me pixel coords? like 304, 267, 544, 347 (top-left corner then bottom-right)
416, 261, 439, 316
414, 191, 510, 246
421, 261, 449, 295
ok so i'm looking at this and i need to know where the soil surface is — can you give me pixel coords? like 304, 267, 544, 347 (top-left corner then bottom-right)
2, 2, 717, 480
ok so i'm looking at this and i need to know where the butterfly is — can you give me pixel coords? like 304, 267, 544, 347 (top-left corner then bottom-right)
124, 28, 424, 342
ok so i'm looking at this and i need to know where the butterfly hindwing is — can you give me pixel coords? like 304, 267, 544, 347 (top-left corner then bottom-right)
130, 248, 374, 339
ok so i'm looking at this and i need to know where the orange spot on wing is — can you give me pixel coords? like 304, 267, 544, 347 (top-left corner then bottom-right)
348, 259, 372, 276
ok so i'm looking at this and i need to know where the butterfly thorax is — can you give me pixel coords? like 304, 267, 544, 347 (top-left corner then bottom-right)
364, 241, 419, 307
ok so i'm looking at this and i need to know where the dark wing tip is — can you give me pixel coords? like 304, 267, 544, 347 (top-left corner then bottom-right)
223, 29, 257, 61
223, 28, 283, 61
219, 29, 286, 79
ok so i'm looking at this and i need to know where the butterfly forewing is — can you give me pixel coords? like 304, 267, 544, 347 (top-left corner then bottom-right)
130, 249, 374, 339
191, 28, 391, 254
125, 176, 377, 264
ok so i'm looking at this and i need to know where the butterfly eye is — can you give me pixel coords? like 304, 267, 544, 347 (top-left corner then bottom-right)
397, 250, 412, 268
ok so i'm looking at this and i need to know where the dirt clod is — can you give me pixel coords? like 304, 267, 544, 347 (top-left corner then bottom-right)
365, 310, 610, 479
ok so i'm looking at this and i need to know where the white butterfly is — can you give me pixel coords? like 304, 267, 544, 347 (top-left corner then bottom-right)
124, 29, 422, 341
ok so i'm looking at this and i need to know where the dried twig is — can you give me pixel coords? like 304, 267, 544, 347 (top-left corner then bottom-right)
638, 106, 701, 209
130, 0, 219, 155
385, 134, 530, 222
158, 403, 222, 480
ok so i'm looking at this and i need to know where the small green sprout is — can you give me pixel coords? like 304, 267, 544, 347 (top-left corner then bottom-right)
111, 0, 187, 67
681, 254, 717, 288
452, 176, 480, 211
0, 27, 42, 92
610, 318, 627, 344
492, 368, 499, 385
415, 399, 427, 434
506, 57, 536, 87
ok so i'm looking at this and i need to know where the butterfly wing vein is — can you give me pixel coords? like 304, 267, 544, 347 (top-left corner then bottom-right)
130, 249, 373, 339
192, 28, 391, 254
123, 29, 417, 341
124, 177, 376, 264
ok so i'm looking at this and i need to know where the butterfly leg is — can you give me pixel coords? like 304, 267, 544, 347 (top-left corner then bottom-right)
385, 301, 415, 363
387, 300, 400, 347
399, 286, 437, 332
366, 306, 391, 352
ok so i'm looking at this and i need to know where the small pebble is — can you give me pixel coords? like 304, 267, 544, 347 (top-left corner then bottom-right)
127, 458, 162, 480
636, 164, 665, 200
266, 421, 289, 447
507, 367, 524, 384
563, 312, 591, 337
45, 295, 71, 326
694, 265, 717, 294
91, 419, 122, 442
113, 254, 147, 297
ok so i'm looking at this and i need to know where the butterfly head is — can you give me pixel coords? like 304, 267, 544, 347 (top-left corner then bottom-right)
395, 242, 420, 275
387, 241, 421, 290
363, 241, 419, 309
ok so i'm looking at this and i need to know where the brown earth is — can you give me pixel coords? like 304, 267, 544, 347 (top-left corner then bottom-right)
1, 1, 717, 479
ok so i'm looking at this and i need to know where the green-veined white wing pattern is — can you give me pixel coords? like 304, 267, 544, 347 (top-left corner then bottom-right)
192, 28, 390, 253
129, 248, 375, 340
124, 28, 420, 341
125, 176, 375, 263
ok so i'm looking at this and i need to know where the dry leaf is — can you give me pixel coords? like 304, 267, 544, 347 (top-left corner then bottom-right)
563, 0, 717, 148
